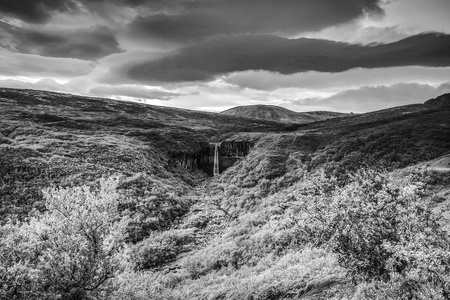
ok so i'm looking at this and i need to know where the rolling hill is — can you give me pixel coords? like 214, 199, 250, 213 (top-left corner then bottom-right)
0, 88, 294, 220
220, 104, 348, 123
1, 88, 450, 299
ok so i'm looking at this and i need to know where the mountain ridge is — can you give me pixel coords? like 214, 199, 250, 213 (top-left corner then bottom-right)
221, 104, 349, 123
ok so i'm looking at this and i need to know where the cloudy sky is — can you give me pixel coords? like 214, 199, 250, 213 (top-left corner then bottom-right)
1, 0, 450, 113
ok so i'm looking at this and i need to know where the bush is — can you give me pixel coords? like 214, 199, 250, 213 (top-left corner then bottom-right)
128, 229, 196, 270
111, 248, 346, 300
0, 177, 127, 300
118, 175, 191, 243
296, 170, 450, 296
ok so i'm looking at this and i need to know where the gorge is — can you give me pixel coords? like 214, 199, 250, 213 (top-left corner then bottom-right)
1, 88, 450, 300
169, 140, 255, 176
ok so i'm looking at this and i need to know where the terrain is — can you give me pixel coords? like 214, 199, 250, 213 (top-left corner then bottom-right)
0, 88, 293, 220
221, 104, 348, 123
1, 88, 450, 300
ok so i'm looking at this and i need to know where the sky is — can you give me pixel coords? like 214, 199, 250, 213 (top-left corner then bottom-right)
1, 0, 450, 113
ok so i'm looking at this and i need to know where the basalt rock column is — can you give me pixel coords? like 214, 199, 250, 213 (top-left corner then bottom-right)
213, 143, 220, 176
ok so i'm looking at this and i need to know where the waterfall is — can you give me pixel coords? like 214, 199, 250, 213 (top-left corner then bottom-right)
213, 143, 220, 176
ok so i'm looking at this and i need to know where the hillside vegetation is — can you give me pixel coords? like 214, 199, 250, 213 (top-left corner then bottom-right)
0, 88, 290, 221
1, 88, 450, 300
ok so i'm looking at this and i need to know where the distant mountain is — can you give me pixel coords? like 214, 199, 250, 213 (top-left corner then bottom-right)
220, 104, 348, 123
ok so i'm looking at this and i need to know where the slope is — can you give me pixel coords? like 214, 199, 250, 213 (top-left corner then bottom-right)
0, 88, 291, 221
221, 104, 348, 123
2, 88, 450, 299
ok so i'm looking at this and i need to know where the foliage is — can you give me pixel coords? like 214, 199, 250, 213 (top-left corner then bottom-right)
0, 177, 127, 300
110, 248, 347, 300
118, 173, 191, 243
0, 147, 47, 222
110, 270, 180, 300
2, 88, 450, 299
295, 170, 450, 297
127, 229, 196, 270
309, 113, 450, 181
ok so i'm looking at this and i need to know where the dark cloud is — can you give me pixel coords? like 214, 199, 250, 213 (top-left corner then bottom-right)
0, 0, 145, 23
0, 0, 77, 23
130, 0, 383, 43
127, 33, 450, 83
0, 22, 122, 60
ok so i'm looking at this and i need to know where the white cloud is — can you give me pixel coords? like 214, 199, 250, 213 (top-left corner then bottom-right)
285, 82, 450, 113
0, 78, 83, 94
90, 85, 184, 101
224, 67, 450, 92
381, 0, 450, 35
0, 49, 94, 78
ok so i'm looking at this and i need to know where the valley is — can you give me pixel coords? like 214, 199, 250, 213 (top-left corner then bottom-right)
1, 88, 450, 299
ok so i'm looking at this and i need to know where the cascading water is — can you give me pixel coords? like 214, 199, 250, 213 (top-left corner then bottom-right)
213, 143, 220, 176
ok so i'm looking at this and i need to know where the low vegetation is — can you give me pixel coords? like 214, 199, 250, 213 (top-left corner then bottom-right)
1, 89, 450, 299
2, 169, 449, 299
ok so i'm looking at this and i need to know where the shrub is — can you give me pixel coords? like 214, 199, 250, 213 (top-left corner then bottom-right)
118, 176, 191, 243
0, 177, 127, 300
296, 169, 450, 296
128, 229, 196, 270
111, 248, 347, 300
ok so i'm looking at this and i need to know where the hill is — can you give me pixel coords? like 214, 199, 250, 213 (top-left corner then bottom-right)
1, 88, 450, 299
0, 88, 291, 220
220, 104, 348, 123
425, 93, 450, 106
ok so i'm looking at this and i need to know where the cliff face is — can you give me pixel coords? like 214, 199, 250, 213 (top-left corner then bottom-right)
170, 150, 210, 170
219, 140, 253, 157
216, 140, 254, 174
168, 141, 210, 171
169, 140, 254, 175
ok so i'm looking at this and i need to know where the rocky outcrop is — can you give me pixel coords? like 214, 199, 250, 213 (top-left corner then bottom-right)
169, 140, 254, 175
170, 151, 210, 170
219, 140, 253, 157
215, 140, 254, 173
168, 141, 210, 171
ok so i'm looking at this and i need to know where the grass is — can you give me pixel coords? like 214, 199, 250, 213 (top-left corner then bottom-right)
1, 88, 450, 299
